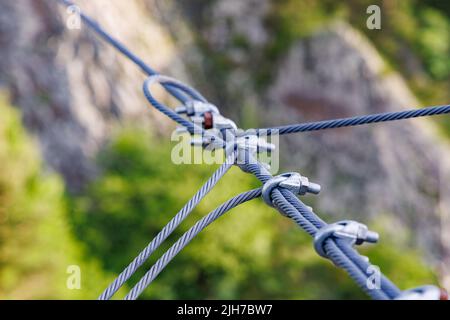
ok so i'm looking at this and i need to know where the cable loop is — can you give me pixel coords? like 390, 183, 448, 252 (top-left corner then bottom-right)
145, 74, 207, 103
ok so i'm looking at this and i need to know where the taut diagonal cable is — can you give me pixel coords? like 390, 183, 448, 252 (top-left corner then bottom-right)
124, 188, 262, 300
257, 105, 450, 136
99, 150, 236, 300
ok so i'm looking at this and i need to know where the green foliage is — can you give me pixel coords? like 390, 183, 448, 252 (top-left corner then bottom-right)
359, 2, 450, 102
415, 9, 450, 80
70, 128, 438, 299
0, 94, 111, 299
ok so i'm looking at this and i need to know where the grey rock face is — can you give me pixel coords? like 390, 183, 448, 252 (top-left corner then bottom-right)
0, 0, 179, 191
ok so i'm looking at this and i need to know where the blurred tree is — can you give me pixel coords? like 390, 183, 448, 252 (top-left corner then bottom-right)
0, 94, 112, 299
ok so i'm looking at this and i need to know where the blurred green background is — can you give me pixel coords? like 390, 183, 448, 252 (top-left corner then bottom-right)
0, 0, 449, 299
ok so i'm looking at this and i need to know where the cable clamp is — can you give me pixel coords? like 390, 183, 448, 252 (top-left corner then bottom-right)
262, 172, 321, 207
235, 134, 275, 169
188, 128, 274, 169
176, 102, 237, 132
190, 134, 224, 149
188, 113, 237, 131
175, 100, 219, 117
314, 220, 379, 258
236, 134, 275, 153
211, 114, 238, 131
395, 285, 448, 300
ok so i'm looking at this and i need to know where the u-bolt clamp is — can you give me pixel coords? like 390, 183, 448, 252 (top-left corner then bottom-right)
395, 285, 448, 300
262, 172, 321, 207
176, 101, 237, 131
235, 134, 276, 170
313, 220, 379, 258
190, 113, 237, 131
175, 100, 219, 117
190, 133, 225, 150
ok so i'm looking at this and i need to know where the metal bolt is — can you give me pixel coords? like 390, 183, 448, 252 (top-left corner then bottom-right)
278, 173, 321, 196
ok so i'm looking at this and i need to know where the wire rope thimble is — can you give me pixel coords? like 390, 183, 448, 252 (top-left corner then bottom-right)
313, 220, 379, 258
262, 172, 321, 207
395, 285, 448, 300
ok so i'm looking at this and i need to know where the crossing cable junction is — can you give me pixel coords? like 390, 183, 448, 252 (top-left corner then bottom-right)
57, 0, 450, 300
